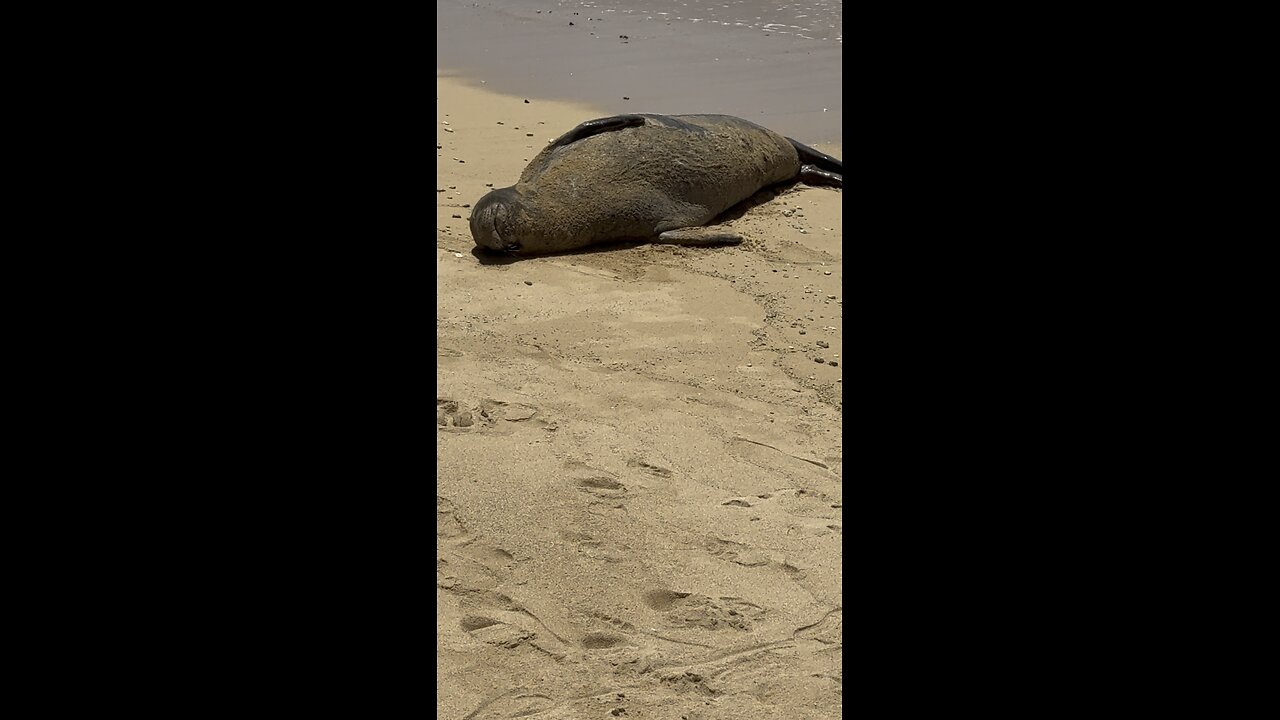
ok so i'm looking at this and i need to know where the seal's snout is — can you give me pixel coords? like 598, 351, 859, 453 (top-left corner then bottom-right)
470, 187, 521, 253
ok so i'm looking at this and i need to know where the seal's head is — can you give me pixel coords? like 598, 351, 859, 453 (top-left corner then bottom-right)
470, 187, 527, 254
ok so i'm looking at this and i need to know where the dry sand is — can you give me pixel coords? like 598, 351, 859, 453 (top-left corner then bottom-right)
436, 74, 842, 718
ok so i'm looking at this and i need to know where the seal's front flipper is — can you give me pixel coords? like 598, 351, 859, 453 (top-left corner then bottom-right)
550, 115, 647, 150
656, 227, 744, 246
798, 164, 842, 188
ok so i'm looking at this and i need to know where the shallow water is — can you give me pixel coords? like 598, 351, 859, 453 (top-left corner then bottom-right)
564, 0, 842, 43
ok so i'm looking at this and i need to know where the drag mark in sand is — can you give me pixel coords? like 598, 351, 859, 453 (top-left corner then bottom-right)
732, 435, 830, 469
792, 606, 843, 643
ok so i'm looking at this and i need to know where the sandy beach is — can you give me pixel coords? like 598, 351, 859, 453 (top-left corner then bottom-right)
437, 4, 842, 717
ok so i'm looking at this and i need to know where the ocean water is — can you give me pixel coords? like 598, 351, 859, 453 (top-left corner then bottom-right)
562, 0, 842, 43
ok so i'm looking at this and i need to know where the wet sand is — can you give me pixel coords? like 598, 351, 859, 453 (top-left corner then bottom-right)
436, 7, 843, 717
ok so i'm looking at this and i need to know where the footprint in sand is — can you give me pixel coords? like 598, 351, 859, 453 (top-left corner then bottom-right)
626, 457, 673, 479
721, 491, 843, 539
559, 529, 626, 562
659, 669, 717, 696
703, 537, 771, 567
580, 631, 631, 649
771, 487, 840, 517
437, 397, 549, 432
436, 398, 486, 430
437, 496, 520, 590
642, 589, 766, 631
574, 475, 627, 499
744, 488, 838, 513
436, 495, 468, 539
458, 614, 535, 649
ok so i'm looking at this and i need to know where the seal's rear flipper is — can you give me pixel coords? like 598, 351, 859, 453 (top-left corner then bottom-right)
798, 164, 842, 187
656, 227, 744, 246
787, 138, 843, 187
550, 115, 647, 150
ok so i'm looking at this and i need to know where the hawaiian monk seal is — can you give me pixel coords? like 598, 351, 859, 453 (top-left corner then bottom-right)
470, 113, 841, 255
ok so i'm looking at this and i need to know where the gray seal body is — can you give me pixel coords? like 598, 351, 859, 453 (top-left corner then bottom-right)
470, 113, 842, 255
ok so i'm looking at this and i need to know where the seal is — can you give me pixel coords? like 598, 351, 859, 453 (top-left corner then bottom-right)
469, 113, 841, 255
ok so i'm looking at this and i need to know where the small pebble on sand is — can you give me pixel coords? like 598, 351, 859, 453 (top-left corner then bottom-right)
486, 183, 493, 187
451, 214, 461, 218
829, 361, 838, 367
524, 280, 533, 286
817, 341, 829, 348
814, 357, 824, 363
824, 271, 831, 275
